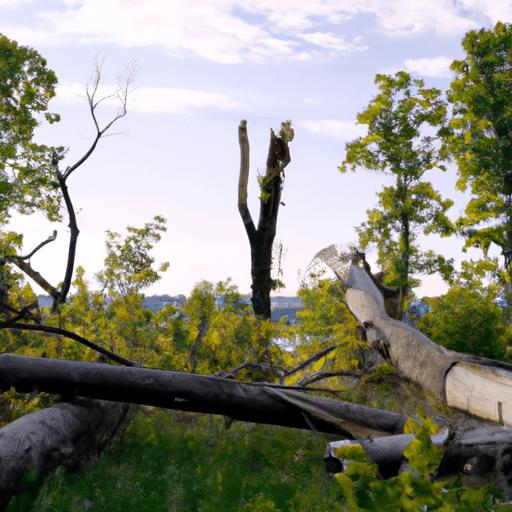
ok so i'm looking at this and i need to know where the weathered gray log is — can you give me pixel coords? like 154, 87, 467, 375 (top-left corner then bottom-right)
345, 264, 460, 398
0, 353, 408, 439
325, 425, 512, 500
324, 428, 450, 478
0, 397, 129, 511
345, 264, 512, 424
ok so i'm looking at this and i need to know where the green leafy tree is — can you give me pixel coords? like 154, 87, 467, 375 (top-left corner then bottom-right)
178, 279, 287, 377
95, 215, 169, 297
39, 217, 169, 364
444, 21, 512, 290
417, 286, 511, 361
0, 33, 64, 226
0, 34, 65, 303
340, 72, 454, 303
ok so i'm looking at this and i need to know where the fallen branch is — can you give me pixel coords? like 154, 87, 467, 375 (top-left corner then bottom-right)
7, 323, 136, 367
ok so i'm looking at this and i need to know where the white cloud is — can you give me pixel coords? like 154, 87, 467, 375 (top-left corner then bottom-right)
298, 32, 368, 54
3, 0, 370, 62
0, 0, 33, 6
404, 57, 454, 78
130, 87, 245, 115
2, 0, 509, 63
304, 98, 321, 105
372, 0, 478, 37
54, 82, 245, 115
298, 120, 366, 139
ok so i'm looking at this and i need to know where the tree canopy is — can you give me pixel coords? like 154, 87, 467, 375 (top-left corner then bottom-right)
444, 21, 512, 284
0, 33, 64, 225
95, 215, 169, 297
417, 286, 511, 361
339, 72, 454, 301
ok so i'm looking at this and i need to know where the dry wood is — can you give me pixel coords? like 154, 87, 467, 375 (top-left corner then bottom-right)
445, 362, 512, 425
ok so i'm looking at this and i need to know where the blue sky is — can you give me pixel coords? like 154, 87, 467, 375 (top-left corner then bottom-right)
2, 0, 510, 298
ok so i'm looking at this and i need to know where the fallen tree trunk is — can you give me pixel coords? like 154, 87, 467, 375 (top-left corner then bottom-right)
0, 353, 407, 439
325, 425, 512, 500
321, 262, 512, 497
0, 397, 130, 510
345, 263, 512, 424
324, 428, 450, 478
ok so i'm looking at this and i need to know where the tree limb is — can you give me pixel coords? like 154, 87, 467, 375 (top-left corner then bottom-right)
0, 397, 130, 510
283, 345, 338, 377
7, 323, 136, 367
0, 303, 38, 328
0, 354, 409, 439
5, 231, 57, 261
297, 370, 365, 387
62, 57, 136, 182
238, 119, 256, 241
2, 257, 59, 301
54, 170, 79, 309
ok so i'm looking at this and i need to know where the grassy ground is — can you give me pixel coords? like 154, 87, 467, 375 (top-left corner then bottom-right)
15, 408, 346, 511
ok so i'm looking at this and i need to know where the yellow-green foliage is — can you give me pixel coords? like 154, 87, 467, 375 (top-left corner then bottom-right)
334, 407, 502, 511
288, 279, 367, 386
418, 286, 511, 361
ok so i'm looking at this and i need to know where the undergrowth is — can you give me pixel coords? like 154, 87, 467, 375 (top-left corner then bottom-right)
20, 408, 343, 511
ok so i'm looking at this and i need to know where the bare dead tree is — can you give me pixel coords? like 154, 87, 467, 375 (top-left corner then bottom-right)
238, 120, 294, 320
2, 57, 137, 315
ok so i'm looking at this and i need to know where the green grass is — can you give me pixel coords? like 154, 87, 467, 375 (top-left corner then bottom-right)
17, 408, 345, 511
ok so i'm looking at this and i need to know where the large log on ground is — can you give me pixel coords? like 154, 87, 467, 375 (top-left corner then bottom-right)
345, 264, 512, 425
0, 397, 129, 510
325, 425, 512, 500
324, 428, 450, 478
0, 353, 408, 439
345, 265, 459, 398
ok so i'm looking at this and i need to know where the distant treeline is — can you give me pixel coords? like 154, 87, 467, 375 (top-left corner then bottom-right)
37, 295, 305, 325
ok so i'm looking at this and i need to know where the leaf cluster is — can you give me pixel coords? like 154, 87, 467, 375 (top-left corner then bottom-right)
95, 215, 169, 297
443, 22, 512, 273
417, 286, 511, 361
340, 71, 455, 291
288, 279, 366, 384
0, 34, 65, 225
335, 408, 501, 511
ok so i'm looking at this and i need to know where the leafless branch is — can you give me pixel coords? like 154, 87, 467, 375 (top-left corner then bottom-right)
283, 345, 337, 377
53, 170, 79, 309
62, 56, 138, 181
3, 231, 57, 261
296, 370, 364, 387
0, 303, 38, 328
1, 233, 60, 300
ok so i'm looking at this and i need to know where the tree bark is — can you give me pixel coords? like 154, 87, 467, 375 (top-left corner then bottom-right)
326, 424, 512, 500
338, 262, 512, 496
345, 262, 512, 416
237, 120, 293, 320
0, 397, 130, 511
0, 353, 408, 440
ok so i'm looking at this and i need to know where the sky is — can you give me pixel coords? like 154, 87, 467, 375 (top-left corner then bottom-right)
1, 0, 510, 299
